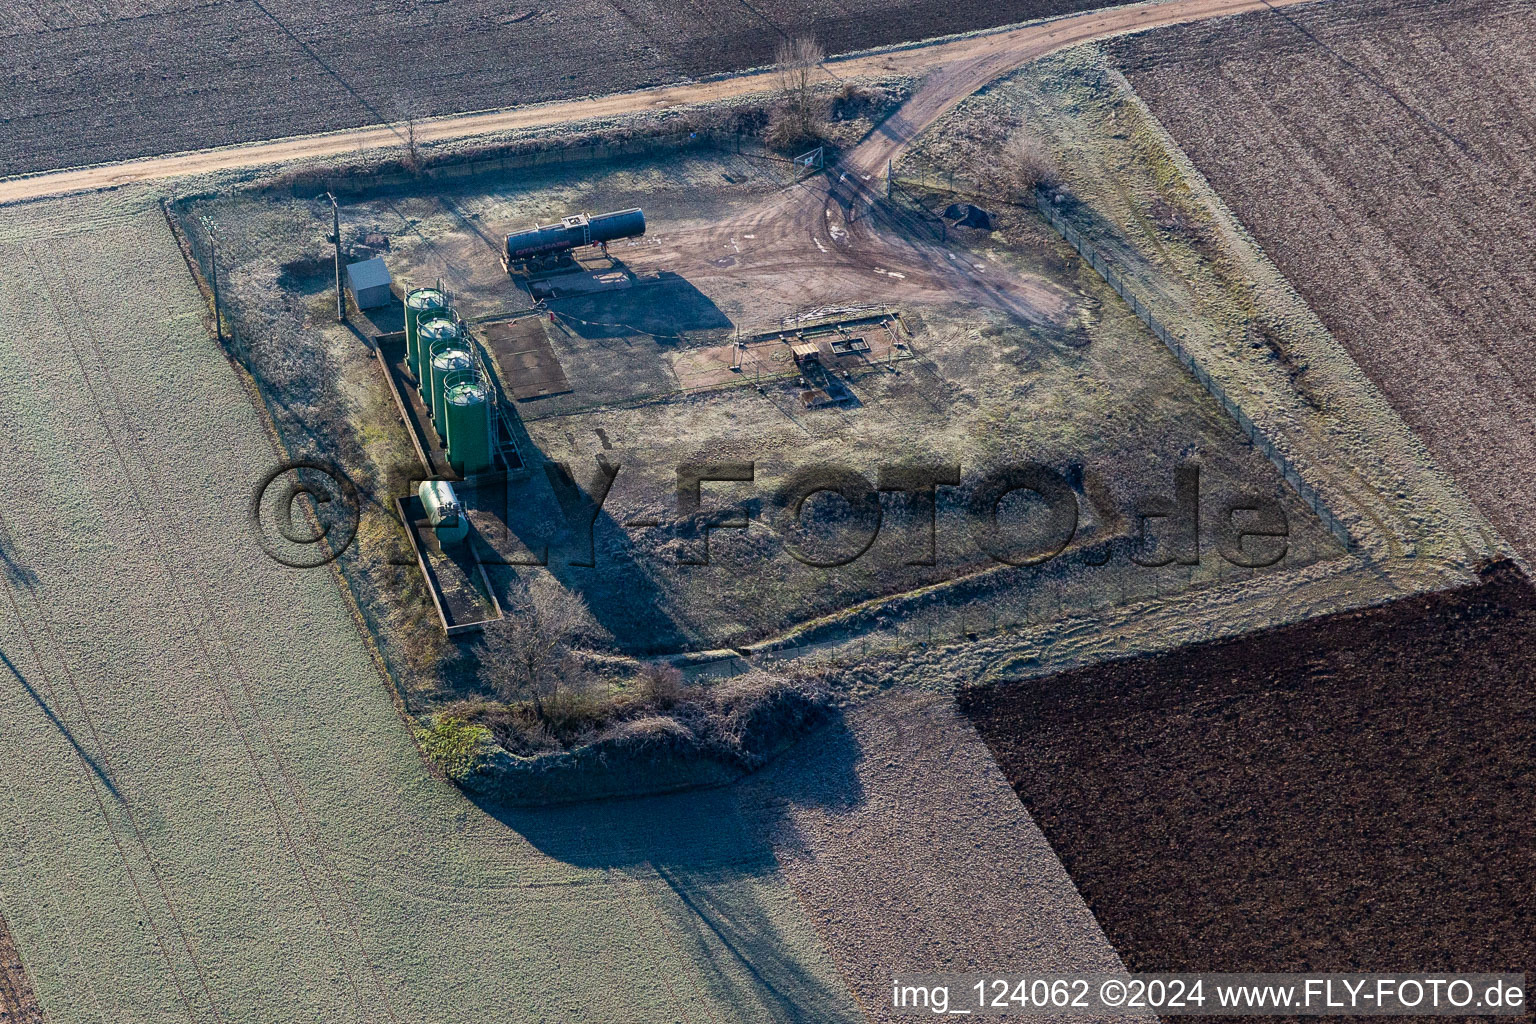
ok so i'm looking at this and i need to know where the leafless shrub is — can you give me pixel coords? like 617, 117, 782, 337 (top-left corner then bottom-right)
771, 34, 827, 151
455, 654, 836, 773
701, 664, 834, 763
729, 103, 770, 137
670, 104, 733, 135
480, 576, 594, 719
989, 133, 1062, 203
474, 704, 561, 756
831, 81, 883, 121
634, 663, 687, 708
765, 109, 820, 152
539, 687, 605, 741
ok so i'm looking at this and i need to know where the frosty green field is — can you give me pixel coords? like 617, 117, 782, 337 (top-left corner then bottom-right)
0, 190, 1129, 1022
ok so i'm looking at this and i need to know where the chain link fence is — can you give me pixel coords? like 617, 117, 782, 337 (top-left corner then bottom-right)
1036, 194, 1354, 550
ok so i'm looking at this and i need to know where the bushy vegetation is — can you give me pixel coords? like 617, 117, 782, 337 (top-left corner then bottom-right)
985, 133, 1062, 204
455, 656, 832, 762
421, 653, 833, 802
417, 714, 498, 783
830, 81, 892, 123
459, 575, 825, 751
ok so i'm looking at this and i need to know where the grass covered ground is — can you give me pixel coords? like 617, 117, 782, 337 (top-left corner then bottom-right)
0, 181, 1140, 1024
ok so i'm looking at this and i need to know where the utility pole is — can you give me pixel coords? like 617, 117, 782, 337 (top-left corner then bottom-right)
200, 216, 223, 345
326, 192, 345, 322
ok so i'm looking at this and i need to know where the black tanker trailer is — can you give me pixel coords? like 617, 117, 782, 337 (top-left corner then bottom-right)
502, 208, 646, 271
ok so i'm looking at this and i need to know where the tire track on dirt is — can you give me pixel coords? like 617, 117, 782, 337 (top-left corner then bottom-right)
15, 242, 378, 1022
47, 234, 412, 1021
0, 243, 226, 1018
1110, 0, 1536, 557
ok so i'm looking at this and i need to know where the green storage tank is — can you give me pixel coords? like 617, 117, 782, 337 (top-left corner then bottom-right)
429, 348, 473, 427
414, 313, 458, 391
444, 373, 493, 477
417, 479, 470, 546
404, 288, 447, 377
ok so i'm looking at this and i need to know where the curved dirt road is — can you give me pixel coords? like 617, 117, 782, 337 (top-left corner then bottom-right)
621, 0, 1326, 336
0, 0, 1319, 207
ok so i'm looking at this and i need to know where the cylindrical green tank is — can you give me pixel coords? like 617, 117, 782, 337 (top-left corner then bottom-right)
417, 479, 469, 546
429, 348, 473, 427
404, 288, 447, 378
414, 313, 458, 390
443, 373, 494, 477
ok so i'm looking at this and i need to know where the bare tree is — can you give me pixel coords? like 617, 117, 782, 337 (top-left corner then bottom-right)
773, 34, 826, 147
403, 114, 420, 172
393, 91, 422, 172
480, 577, 592, 718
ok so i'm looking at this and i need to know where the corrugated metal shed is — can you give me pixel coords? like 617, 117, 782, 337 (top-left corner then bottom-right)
790, 341, 820, 362
346, 257, 392, 309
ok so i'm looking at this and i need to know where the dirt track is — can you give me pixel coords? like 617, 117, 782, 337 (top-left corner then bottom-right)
0, 190, 867, 1024
0, 0, 1156, 178
447, 0, 1328, 335
0, 0, 1319, 207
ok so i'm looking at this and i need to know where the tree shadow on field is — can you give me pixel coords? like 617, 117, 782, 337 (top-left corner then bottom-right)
0, 645, 121, 800
0, 539, 36, 589
477, 715, 868, 1021
731, 712, 870, 859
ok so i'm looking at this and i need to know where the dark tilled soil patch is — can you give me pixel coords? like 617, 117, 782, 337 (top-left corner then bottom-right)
4, 0, 1122, 177
0, 910, 42, 1024
958, 561, 1535, 991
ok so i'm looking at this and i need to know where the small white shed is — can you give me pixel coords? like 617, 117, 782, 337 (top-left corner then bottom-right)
346, 257, 392, 309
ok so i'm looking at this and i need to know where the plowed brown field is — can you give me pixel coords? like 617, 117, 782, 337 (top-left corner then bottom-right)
0, 0, 1131, 178
959, 560, 1536, 982
1108, 0, 1536, 559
